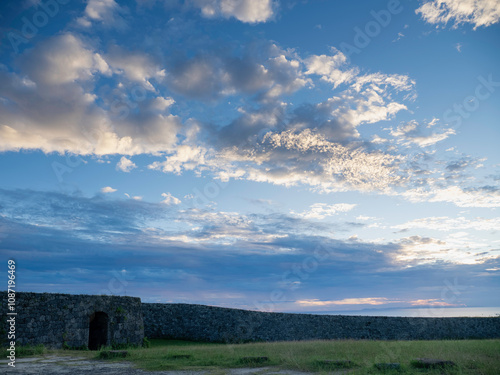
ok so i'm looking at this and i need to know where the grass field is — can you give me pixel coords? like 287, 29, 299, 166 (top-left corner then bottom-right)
96, 339, 500, 374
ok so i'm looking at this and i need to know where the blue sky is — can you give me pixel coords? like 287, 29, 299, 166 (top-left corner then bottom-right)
0, 0, 499, 315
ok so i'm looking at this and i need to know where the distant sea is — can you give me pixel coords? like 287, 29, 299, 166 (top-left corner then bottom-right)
304, 307, 500, 318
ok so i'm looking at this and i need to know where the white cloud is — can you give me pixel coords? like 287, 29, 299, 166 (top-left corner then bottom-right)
394, 216, 500, 231
124, 193, 142, 200
167, 46, 307, 101
116, 156, 137, 172
221, 0, 274, 23
416, 0, 500, 29
106, 45, 161, 89
351, 72, 416, 94
244, 129, 401, 192
20, 33, 109, 85
149, 126, 403, 194
161, 192, 181, 205
356, 215, 378, 221
297, 297, 395, 306
156, 209, 290, 246
297, 297, 460, 308
85, 0, 118, 20
263, 53, 310, 100
305, 52, 358, 88
428, 118, 439, 127
371, 135, 388, 144
0, 33, 182, 156
409, 299, 458, 307
390, 120, 456, 147
401, 186, 500, 207
77, 0, 128, 29
193, 0, 274, 23
291, 203, 357, 220
148, 145, 208, 174
149, 97, 175, 111
320, 73, 415, 130
395, 235, 494, 265
101, 186, 117, 193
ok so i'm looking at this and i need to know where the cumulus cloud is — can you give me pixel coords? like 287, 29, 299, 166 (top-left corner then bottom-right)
149, 97, 175, 112
0, 22, 415, 167
262, 52, 310, 100
148, 145, 208, 174
77, 0, 128, 29
19, 33, 110, 86
0, 13, 422, 202
0, 34, 181, 155
116, 156, 137, 172
105, 45, 162, 89
161, 192, 182, 205
101, 186, 117, 193
416, 0, 500, 29
192, 0, 275, 23
303, 53, 415, 131
166, 46, 307, 101
305, 52, 358, 88
324, 73, 416, 130
150, 54, 416, 193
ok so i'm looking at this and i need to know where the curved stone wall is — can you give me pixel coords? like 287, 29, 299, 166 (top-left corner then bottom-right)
2, 292, 498, 348
142, 303, 500, 342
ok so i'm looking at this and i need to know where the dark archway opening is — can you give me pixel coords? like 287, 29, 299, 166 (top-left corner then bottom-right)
88, 312, 108, 350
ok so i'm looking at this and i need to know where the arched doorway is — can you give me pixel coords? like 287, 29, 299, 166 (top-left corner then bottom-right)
88, 312, 108, 350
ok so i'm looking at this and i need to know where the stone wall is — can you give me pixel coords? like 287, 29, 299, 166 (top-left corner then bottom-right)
2, 292, 498, 348
1, 292, 144, 349
143, 303, 500, 342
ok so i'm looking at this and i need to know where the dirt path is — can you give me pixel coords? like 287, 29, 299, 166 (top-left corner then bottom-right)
0, 356, 318, 375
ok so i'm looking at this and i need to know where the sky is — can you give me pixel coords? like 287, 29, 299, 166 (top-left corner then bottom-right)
0, 0, 499, 316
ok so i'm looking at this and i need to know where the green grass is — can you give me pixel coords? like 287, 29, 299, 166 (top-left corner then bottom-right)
9, 344, 46, 357
6, 339, 499, 374
95, 339, 500, 374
